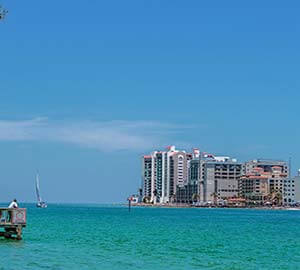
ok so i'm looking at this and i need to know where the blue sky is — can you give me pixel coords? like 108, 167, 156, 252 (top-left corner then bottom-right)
1, 0, 300, 203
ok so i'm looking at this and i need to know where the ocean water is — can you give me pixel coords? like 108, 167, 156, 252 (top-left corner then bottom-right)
0, 204, 299, 270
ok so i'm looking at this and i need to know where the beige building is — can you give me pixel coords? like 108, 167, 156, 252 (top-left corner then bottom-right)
240, 161, 293, 205
170, 151, 192, 188
240, 167, 270, 203
199, 158, 242, 203
244, 159, 288, 178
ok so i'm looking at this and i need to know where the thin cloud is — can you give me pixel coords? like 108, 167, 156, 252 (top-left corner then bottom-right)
0, 118, 190, 151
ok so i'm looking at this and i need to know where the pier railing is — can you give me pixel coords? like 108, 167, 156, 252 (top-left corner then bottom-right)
0, 208, 27, 226
0, 208, 27, 240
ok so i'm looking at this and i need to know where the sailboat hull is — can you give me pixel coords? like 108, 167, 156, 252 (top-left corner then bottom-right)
36, 202, 47, 208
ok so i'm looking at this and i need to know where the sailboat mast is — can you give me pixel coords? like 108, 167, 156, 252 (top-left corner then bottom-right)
36, 173, 42, 203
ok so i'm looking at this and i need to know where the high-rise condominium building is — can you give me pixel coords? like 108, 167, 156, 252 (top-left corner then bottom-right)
142, 155, 152, 200
175, 150, 200, 203
141, 146, 191, 203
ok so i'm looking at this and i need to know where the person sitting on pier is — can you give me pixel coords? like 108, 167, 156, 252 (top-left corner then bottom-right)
7, 199, 18, 222
8, 199, 18, 209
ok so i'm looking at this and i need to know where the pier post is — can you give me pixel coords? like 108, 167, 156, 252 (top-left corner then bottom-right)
16, 225, 22, 240
128, 198, 131, 212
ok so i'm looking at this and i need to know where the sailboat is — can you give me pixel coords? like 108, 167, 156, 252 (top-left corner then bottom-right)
35, 173, 47, 208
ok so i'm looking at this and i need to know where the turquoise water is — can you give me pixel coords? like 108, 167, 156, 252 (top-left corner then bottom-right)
0, 204, 300, 270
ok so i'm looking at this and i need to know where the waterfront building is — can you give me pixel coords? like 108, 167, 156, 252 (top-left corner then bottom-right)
240, 160, 291, 205
142, 155, 152, 201
283, 170, 300, 204
170, 150, 191, 188
199, 156, 242, 203
175, 150, 200, 203
142, 148, 297, 206
147, 150, 168, 203
175, 183, 198, 204
142, 146, 192, 203
239, 167, 270, 204
283, 178, 296, 204
294, 170, 300, 203
189, 158, 200, 185
244, 159, 289, 177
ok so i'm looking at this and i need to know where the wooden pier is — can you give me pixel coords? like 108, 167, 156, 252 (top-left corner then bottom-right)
0, 208, 27, 240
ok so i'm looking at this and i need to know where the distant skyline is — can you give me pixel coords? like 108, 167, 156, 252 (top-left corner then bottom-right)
1, 0, 299, 203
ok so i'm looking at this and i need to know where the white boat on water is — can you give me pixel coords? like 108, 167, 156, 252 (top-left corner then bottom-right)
35, 173, 47, 208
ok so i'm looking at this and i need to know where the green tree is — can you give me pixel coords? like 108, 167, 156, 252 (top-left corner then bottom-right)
143, 196, 151, 204
211, 192, 218, 205
273, 192, 283, 206
192, 193, 199, 203
267, 191, 283, 206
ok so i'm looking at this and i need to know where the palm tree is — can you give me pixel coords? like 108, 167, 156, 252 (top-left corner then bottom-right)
267, 191, 283, 206
143, 196, 151, 204
273, 192, 283, 206
211, 192, 218, 206
266, 192, 274, 203
152, 189, 158, 204
170, 194, 176, 204
192, 193, 198, 204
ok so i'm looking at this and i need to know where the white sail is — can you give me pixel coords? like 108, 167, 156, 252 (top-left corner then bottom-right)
35, 173, 42, 203
35, 173, 47, 208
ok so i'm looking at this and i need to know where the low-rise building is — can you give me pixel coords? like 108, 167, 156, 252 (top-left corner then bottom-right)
240, 167, 270, 204
240, 160, 291, 205
244, 159, 289, 178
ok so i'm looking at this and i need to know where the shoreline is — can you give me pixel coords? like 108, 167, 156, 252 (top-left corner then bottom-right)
131, 203, 300, 211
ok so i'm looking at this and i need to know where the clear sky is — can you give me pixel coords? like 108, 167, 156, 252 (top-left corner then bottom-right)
1, 0, 300, 203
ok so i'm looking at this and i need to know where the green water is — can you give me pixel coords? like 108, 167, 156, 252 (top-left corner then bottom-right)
0, 204, 299, 270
